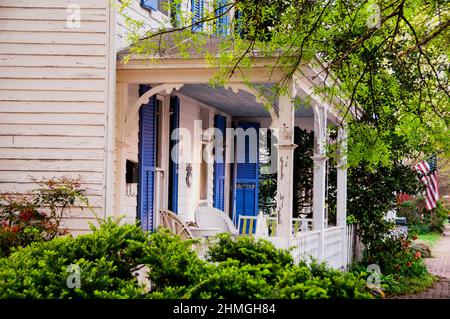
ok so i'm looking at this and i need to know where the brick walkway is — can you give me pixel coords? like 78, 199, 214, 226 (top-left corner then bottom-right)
395, 225, 450, 299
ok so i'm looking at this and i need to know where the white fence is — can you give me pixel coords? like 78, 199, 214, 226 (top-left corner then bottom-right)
268, 224, 356, 270
192, 222, 357, 270
193, 212, 357, 270
324, 226, 344, 268
289, 230, 321, 263
346, 224, 356, 266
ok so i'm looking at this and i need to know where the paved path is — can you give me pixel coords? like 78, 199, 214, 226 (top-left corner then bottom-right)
395, 225, 450, 299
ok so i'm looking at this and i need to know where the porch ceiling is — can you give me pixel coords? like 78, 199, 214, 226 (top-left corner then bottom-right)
178, 84, 314, 118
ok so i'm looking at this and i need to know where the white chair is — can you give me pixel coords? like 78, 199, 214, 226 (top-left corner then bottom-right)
194, 206, 239, 236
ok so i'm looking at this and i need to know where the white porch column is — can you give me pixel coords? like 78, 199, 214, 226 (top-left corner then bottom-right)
275, 93, 296, 248
312, 105, 327, 261
114, 83, 128, 218
336, 126, 348, 268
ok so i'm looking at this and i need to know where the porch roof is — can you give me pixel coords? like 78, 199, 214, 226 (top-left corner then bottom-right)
178, 84, 314, 118
116, 34, 360, 121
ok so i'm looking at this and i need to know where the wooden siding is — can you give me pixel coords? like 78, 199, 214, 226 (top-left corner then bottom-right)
0, 0, 110, 232
115, 0, 167, 50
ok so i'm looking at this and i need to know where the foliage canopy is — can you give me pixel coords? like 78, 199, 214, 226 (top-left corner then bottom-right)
119, 0, 449, 166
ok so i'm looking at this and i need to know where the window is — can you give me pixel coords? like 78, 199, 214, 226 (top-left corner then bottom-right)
140, 0, 158, 11
191, 0, 205, 32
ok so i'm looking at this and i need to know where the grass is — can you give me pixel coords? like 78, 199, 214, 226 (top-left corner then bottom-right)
418, 232, 442, 247
383, 273, 437, 296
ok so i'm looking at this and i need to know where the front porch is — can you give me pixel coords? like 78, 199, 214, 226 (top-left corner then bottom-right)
114, 54, 353, 269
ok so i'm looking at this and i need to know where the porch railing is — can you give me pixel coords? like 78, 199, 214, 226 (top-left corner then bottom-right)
237, 215, 313, 236
269, 224, 356, 270
324, 226, 344, 269
289, 230, 321, 264
346, 223, 356, 265
191, 215, 356, 270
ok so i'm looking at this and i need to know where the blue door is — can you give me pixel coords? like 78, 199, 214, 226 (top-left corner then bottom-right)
233, 122, 260, 233
137, 85, 157, 231
169, 96, 180, 213
213, 115, 226, 211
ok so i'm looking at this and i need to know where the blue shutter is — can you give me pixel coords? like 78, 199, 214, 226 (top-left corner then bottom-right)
216, 0, 229, 36
235, 8, 243, 37
141, 0, 158, 11
169, 96, 180, 213
213, 115, 226, 211
191, 0, 204, 32
233, 122, 259, 234
137, 85, 157, 232
173, 2, 181, 27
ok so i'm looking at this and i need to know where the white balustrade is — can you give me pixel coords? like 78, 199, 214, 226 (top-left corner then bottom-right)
233, 215, 356, 270
237, 215, 313, 236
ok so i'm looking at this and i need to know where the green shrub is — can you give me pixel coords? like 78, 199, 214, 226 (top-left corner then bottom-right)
208, 233, 293, 266
429, 202, 449, 233
0, 219, 149, 298
0, 221, 374, 299
182, 260, 275, 299
273, 261, 372, 299
206, 233, 293, 285
141, 228, 209, 291
203, 235, 372, 299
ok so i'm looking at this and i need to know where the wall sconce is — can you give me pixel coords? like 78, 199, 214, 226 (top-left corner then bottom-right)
186, 163, 192, 188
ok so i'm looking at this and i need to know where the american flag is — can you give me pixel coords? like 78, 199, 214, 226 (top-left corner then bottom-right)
413, 155, 439, 211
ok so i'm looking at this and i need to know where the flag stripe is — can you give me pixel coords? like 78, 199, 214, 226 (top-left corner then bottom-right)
413, 156, 439, 211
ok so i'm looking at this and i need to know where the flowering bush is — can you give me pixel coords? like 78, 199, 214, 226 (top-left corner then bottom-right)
396, 193, 449, 234
361, 233, 428, 279
396, 192, 415, 206
0, 177, 88, 257
352, 232, 435, 295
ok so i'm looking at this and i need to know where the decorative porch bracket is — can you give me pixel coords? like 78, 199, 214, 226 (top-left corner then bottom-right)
274, 89, 297, 249
124, 83, 184, 138
336, 126, 348, 268
312, 104, 328, 261
224, 83, 279, 125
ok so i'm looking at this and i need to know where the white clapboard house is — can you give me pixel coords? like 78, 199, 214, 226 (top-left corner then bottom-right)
0, 0, 358, 268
